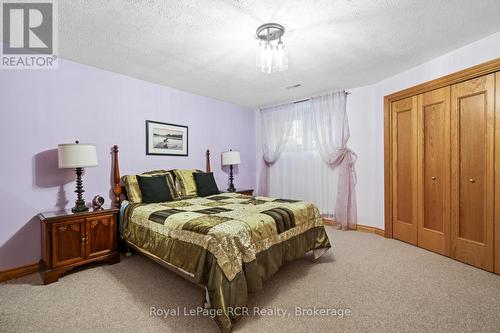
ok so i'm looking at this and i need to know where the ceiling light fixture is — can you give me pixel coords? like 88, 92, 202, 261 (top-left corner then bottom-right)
256, 23, 288, 74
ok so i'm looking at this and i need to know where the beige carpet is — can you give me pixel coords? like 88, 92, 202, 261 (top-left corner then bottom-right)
1, 228, 499, 333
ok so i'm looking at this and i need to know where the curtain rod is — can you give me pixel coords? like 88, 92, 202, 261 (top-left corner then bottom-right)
260, 90, 351, 111
293, 91, 351, 104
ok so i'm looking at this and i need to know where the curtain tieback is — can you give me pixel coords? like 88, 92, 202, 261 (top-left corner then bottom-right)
336, 147, 357, 185
339, 147, 357, 164
331, 147, 357, 165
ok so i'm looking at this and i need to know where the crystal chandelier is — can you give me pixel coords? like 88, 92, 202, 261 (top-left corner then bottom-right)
256, 23, 288, 73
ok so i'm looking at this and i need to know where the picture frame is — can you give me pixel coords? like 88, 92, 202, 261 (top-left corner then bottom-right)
146, 120, 188, 156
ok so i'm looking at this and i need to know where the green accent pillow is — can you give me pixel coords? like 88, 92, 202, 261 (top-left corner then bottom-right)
193, 172, 220, 197
173, 169, 199, 197
136, 175, 174, 203
123, 170, 179, 203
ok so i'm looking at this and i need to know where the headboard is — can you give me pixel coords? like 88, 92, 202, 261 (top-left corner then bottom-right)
111, 145, 211, 207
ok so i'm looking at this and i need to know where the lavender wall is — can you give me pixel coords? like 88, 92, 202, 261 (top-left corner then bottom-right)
0, 59, 256, 270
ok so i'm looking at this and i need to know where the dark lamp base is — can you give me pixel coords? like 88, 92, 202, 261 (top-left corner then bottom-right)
72, 167, 89, 213
72, 199, 89, 213
227, 165, 236, 192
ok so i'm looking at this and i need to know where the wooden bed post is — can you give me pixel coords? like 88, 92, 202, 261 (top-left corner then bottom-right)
112, 145, 122, 208
206, 149, 211, 173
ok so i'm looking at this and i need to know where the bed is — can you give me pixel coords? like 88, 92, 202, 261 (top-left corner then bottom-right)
111, 145, 331, 332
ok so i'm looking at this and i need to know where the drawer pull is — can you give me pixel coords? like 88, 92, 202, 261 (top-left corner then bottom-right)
431, 176, 436, 181
81, 237, 86, 242
468, 178, 475, 183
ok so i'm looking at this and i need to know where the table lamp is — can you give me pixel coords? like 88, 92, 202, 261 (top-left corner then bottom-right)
58, 141, 98, 212
221, 150, 241, 192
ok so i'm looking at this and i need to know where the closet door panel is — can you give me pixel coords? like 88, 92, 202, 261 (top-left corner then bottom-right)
459, 94, 486, 242
392, 96, 418, 245
495, 72, 500, 275
417, 87, 450, 255
451, 74, 495, 271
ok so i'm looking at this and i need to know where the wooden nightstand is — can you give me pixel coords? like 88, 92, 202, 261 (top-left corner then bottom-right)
39, 207, 120, 284
223, 189, 254, 196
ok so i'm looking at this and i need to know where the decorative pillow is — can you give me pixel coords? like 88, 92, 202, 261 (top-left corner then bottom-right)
123, 170, 178, 203
173, 169, 199, 197
123, 175, 142, 203
136, 175, 173, 203
166, 169, 182, 198
193, 172, 220, 197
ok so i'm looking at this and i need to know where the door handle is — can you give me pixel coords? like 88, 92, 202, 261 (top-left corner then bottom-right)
431, 176, 437, 181
81, 236, 86, 243
468, 178, 475, 183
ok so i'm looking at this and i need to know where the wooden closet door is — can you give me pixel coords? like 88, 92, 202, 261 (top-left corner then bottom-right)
392, 96, 418, 245
417, 87, 450, 256
451, 74, 495, 271
495, 73, 500, 275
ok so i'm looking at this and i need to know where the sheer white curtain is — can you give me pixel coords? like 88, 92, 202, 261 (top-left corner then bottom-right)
259, 91, 357, 229
258, 103, 294, 196
311, 91, 357, 229
267, 102, 339, 217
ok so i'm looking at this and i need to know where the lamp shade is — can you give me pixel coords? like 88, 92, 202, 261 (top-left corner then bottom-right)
221, 150, 241, 166
58, 143, 98, 168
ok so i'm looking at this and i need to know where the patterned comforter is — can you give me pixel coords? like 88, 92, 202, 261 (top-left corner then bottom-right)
120, 192, 331, 331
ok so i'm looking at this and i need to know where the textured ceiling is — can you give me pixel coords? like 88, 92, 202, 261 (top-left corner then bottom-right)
54, 1, 500, 108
